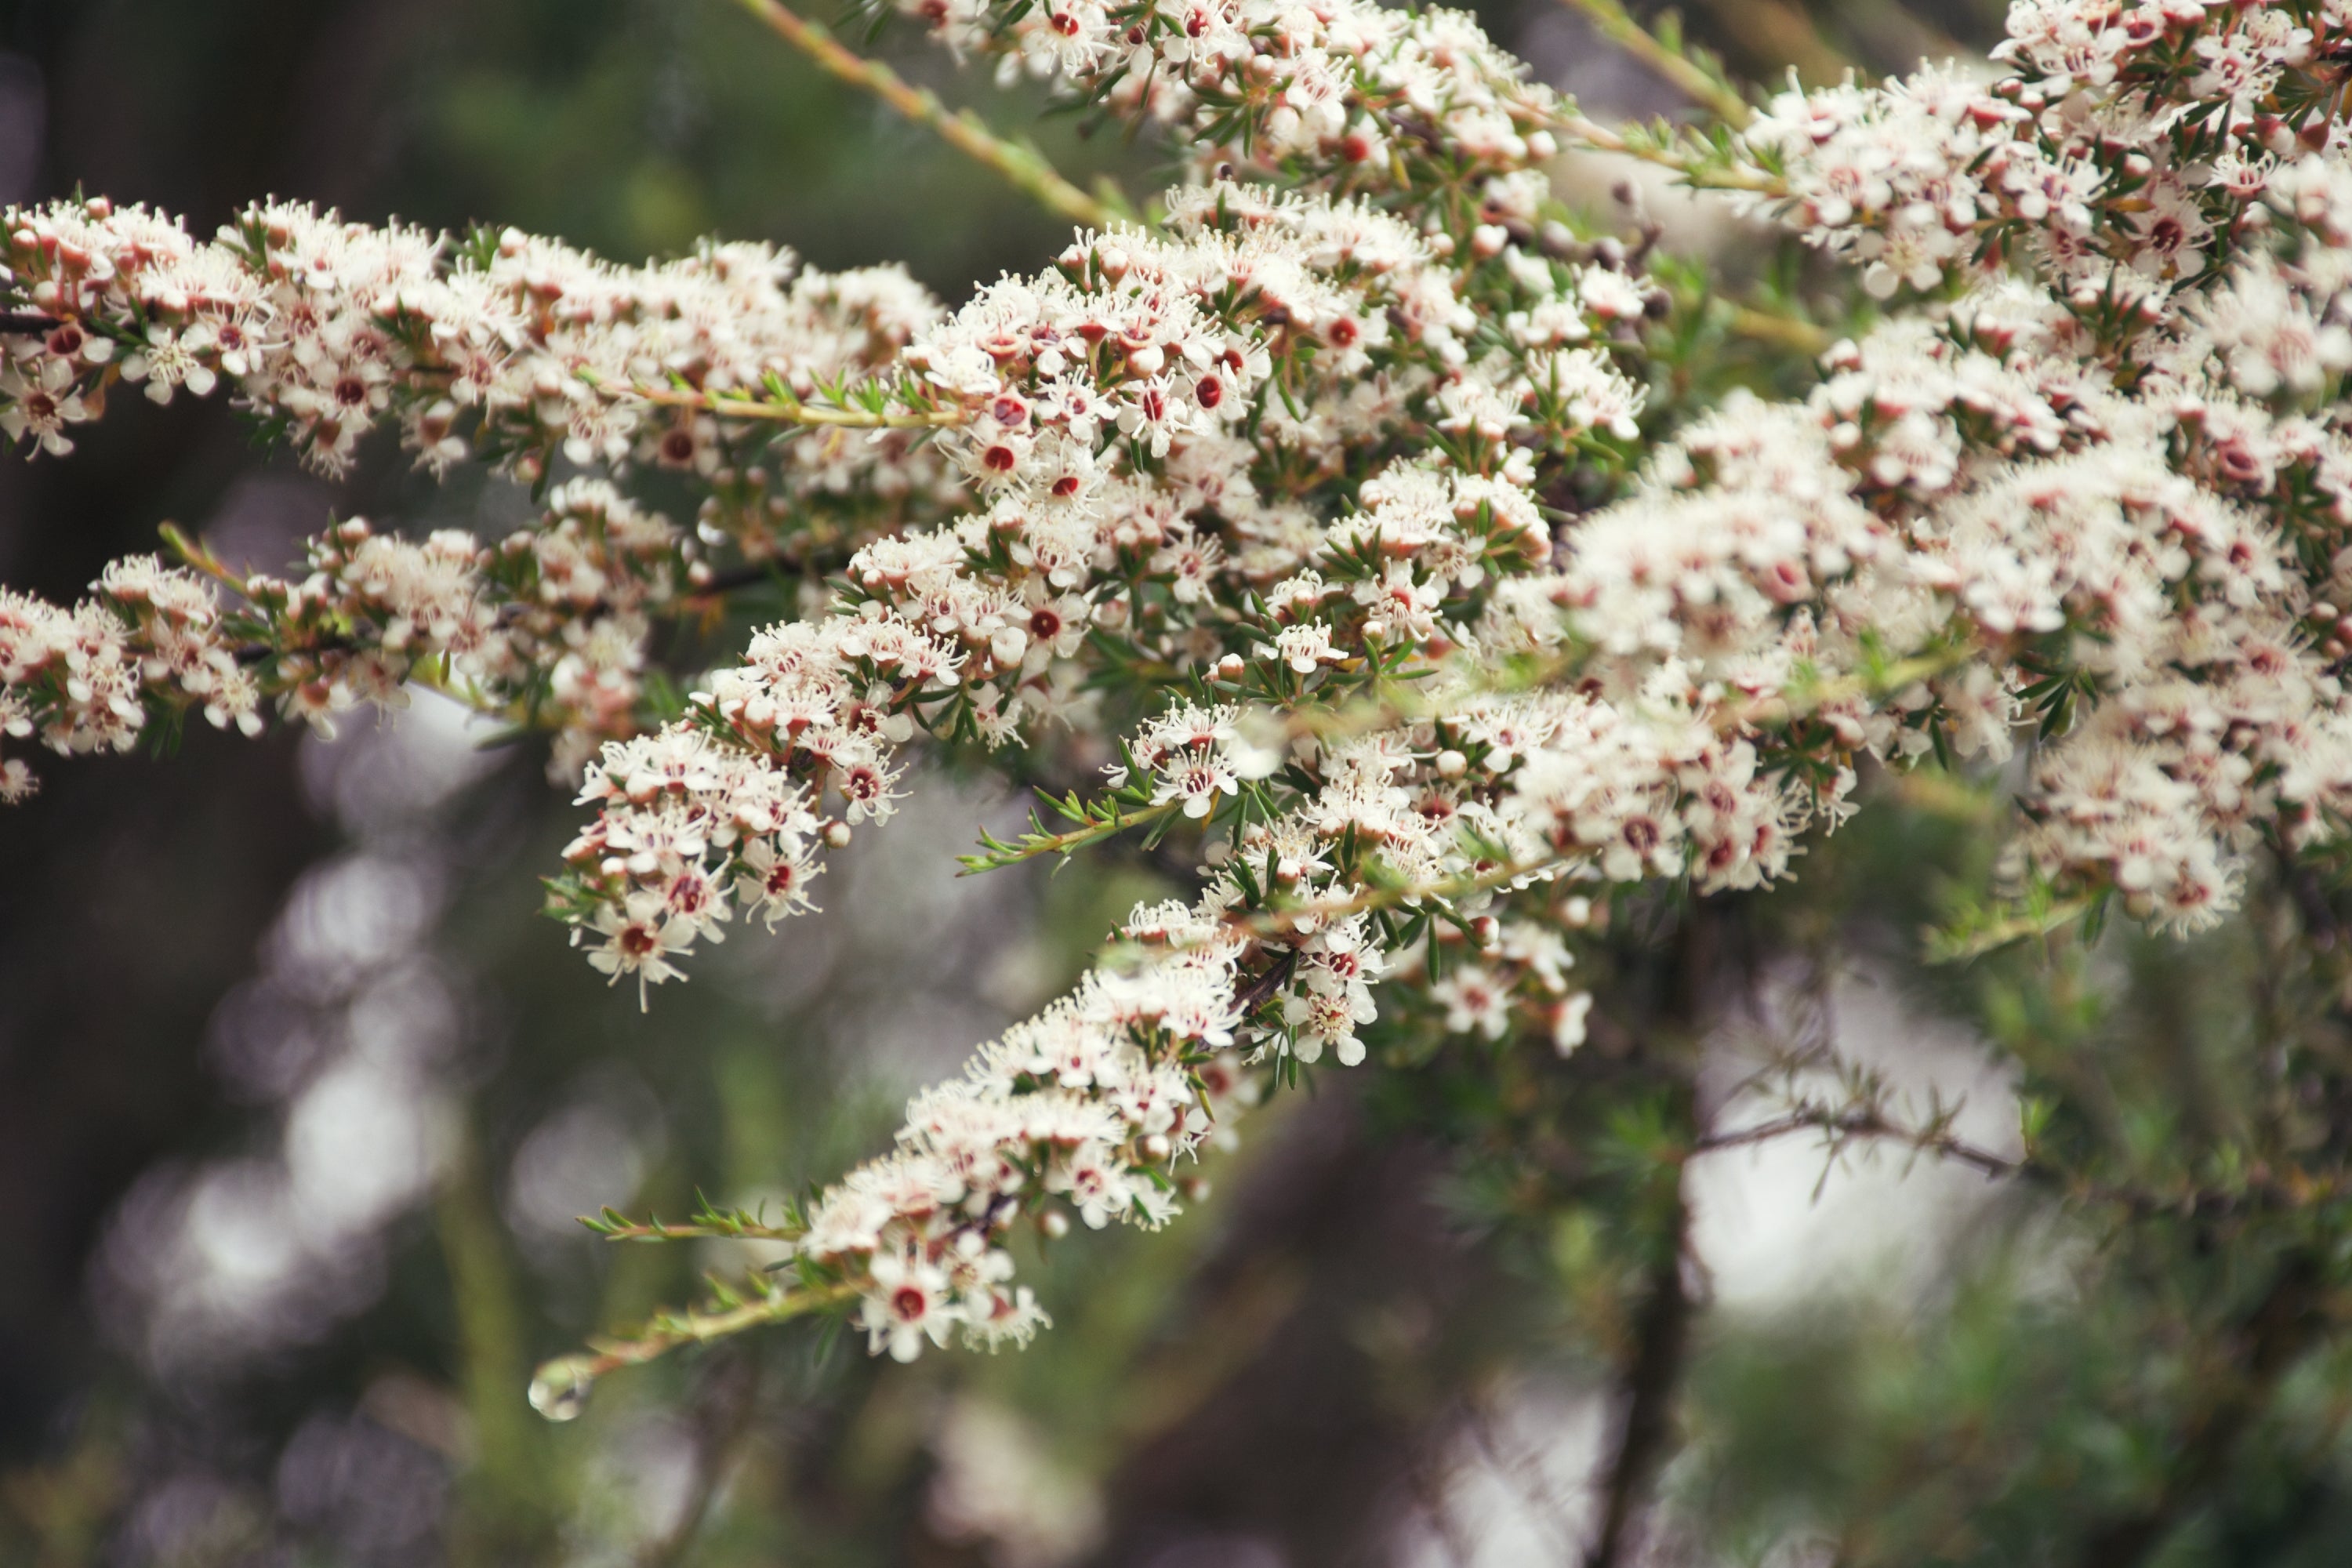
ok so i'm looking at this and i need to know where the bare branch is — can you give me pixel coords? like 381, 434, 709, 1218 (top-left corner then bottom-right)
733, 0, 1129, 231
1693, 1105, 2020, 1181
1553, 0, 1753, 129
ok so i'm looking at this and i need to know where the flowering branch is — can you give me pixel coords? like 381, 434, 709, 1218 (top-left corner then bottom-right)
9, 0, 2352, 1432
0, 194, 960, 495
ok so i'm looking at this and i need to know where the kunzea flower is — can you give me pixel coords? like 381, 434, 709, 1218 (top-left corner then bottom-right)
575, 889, 698, 1009
860, 1248, 960, 1363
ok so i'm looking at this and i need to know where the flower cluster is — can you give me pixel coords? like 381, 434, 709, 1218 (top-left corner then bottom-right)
546, 182, 1650, 1000
0, 557, 261, 799
475, 479, 692, 777
806, 898, 1252, 1358
906, 0, 1567, 185
0, 479, 694, 797
1743, 0, 2336, 310
0, 194, 953, 510
262, 479, 699, 775
1715, 0, 2352, 931
0, 200, 975, 797
784, 657, 1813, 1346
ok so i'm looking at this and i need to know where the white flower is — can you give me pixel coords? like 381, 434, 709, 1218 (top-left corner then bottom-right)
1049, 1142, 1134, 1229
120, 322, 221, 403
1431, 966, 1512, 1040
1261, 622, 1344, 675
0, 358, 92, 456
735, 833, 823, 927
1552, 992, 1593, 1056
861, 1250, 960, 1363
575, 890, 697, 1010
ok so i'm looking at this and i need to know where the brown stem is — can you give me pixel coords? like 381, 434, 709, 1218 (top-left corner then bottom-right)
2074, 1250, 2326, 1567
636, 1346, 764, 1568
1552, 0, 1752, 128
1586, 1160, 1693, 1568
692, 560, 795, 597
1232, 947, 1300, 1016
1693, 1107, 2020, 1181
1677, 0, 1853, 87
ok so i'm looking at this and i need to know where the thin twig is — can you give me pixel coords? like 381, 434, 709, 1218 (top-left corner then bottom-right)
1554, 0, 1752, 129
1925, 892, 2095, 965
1546, 109, 1788, 197
1723, 300, 1830, 354
1677, 0, 1854, 87
537, 1280, 858, 1396
580, 369, 966, 428
733, 0, 1128, 231
1693, 1106, 2020, 1181
1699, 1105, 2352, 1218
590, 1214, 804, 1243
959, 795, 1185, 874
158, 522, 252, 595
